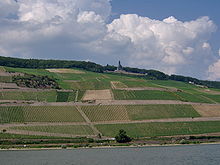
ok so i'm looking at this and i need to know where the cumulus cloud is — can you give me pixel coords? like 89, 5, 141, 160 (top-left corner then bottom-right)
208, 60, 220, 80
0, 0, 218, 80
107, 14, 216, 76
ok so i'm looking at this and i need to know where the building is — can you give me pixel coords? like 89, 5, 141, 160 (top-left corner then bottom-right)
117, 61, 123, 71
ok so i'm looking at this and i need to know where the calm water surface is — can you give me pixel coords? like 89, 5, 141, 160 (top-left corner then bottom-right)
1, 144, 220, 165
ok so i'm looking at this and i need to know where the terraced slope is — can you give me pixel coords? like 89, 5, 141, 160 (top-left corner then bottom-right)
11, 125, 95, 135
96, 121, 220, 137
0, 106, 85, 123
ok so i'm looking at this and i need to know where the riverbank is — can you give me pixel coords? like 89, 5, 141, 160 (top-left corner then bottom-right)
1, 137, 220, 151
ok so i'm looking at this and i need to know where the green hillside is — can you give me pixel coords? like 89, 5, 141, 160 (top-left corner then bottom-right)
0, 62, 220, 146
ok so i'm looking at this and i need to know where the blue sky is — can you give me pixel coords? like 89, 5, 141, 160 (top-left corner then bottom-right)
0, 0, 220, 80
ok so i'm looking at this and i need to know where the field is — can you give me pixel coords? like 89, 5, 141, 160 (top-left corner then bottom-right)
0, 91, 57, 102
56, 91, 76, 102
0, 106, 85, 123
113, 90, 180, 100
11, 125, 94, 135
46, 69, 85, 74
81, 105, 129, 122
80, 105, 200, 122
1, 66, 220, 140
96, 121, 220, 137
0, 76, 12, 83
193, 105, 220, 117
126, 105, 200, 120
82, 90, 113, 101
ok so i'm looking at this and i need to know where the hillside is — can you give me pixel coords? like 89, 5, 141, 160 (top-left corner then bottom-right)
0, 63, 220, 148
1, 55, 220, 89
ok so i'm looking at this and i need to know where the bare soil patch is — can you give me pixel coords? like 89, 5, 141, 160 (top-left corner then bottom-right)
82, 90, 113, 101
111, 81, 127, 89
46, 69, 85, 74
200, 89, 220, 95
0, 83, 19, 89
193, 105, 220, 117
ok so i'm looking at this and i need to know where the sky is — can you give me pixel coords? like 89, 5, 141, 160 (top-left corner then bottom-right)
0, 0, 220, 80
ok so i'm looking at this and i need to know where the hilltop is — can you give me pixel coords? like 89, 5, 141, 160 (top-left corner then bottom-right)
0, 56, 220, 148
1, 55, 220, 89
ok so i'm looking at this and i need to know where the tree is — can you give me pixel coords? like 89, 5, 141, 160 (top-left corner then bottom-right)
115, 129, 132, 143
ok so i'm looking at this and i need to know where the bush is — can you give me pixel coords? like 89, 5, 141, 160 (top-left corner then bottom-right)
115, 129, 132, 143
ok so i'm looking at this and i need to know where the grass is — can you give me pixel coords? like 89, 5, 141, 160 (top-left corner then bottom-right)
81, 105, 129, 122
174, 92, 213, 103
113, 90, 180, 100
0, 133, 69, 139
11, 125, 95, 135
126, 105, 201, 120
202, 94, 220, 103
121, 80, 158, 88
96, 121, 220, 138
56, 91, 72, 102
0, 106, 85, 123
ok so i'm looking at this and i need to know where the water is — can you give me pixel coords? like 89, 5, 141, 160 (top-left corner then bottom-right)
1, 144, 220, 165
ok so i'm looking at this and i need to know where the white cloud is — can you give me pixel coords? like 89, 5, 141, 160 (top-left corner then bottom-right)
107, 14, 216, 75
208, 60, 220, 80
0, 0, 218, 80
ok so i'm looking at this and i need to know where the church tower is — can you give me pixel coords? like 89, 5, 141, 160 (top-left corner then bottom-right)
117, 61, 123, 71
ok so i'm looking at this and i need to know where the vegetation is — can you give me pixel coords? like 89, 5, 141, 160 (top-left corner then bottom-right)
0, 76, 12, 83
96, 121, 220, 138
115, 129, 132, 143
13, 74, 60, 89
56, 91, 75, 102
0, 106, 85, 123
0, 91, 57, 102
81, 105, 200, 122
126, 105, 200, 120
11, 125, 95, 135
81, 105, 129, 122
113, 90, 180, 100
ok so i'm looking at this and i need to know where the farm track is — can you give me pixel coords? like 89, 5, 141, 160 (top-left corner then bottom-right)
75, 106, 101, 135
1, 100, 220, 106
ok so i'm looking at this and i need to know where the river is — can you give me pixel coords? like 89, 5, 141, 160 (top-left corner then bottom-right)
1, 144, 220, 165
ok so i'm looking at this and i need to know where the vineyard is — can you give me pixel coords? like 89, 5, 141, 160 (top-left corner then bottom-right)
125, 105, 201, 120
56, 91, 76, 102
113, 90, 180, 100
0, 76, 12, 83
0, 106, 85, 123
96, 121, 220, 138
0, 91, 57, 102
11, 125, 95, 135
81, 105, 129, 122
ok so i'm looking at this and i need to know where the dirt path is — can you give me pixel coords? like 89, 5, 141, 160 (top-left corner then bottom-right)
93, 117, 220, 125
75, 106, 101, 135
1, 100, 219, 107
95, 100, 212, 105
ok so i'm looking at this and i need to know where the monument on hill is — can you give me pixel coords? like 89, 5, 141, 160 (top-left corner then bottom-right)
117, 61, 123, 71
